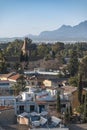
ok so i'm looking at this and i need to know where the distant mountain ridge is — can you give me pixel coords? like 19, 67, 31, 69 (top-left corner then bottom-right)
28, 20, 87, 41
0, 20, 87, 42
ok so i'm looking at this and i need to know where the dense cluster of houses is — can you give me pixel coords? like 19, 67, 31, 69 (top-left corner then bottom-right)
0, 68, 87, 128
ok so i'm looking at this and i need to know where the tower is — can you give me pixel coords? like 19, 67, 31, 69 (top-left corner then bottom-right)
21, 38, 29, 55
20, 38, 29, 69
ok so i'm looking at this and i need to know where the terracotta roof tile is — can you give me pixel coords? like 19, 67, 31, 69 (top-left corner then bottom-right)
8, 74, 21, 81
0, 72, 15, 78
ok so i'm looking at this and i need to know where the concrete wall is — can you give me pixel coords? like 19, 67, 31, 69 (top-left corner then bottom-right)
72, 89, 87, 110
0, 108, 17, 125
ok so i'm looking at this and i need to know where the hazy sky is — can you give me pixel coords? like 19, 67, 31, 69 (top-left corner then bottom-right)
0, 0, 87, 37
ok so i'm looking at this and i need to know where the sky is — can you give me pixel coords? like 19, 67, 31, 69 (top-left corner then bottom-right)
0, 0, 87, 37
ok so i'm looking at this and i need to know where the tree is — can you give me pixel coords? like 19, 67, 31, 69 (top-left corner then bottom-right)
0, 50, 8, 73
70, 105, 73, 117
76, 104, 84, 114
52, 42, 64, 54
37, 44, 50, 58
13, 75, 26, 95
68, 76, 78, 87
56, 91, 61, 114
79, 56, 87, 79
40, 59, 60, 70
83, 92, 87, 122
64, 108, 70, 123
4, 39, 23, 56
68, 50, 79, 77
64, 105, 72, 124
13, 84, 21, 96
78, 74, 83, 104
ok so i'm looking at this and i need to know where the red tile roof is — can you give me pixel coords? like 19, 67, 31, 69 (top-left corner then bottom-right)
8, 74, 21, 81
0, 72, 15, 78
0, 106, 13, 110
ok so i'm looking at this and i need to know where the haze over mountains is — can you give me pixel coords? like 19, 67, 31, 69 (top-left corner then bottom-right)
0, 20, 87, 42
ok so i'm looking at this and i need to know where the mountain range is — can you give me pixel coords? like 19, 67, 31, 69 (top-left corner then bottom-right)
0, 20, 87, 42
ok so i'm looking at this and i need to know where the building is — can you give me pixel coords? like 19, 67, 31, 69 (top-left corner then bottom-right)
20, 38, 29, 69
71, 88, 87, 110
0, 72, 15, 80
0, 80, 14, 96
8, 73, 21, 82
62, 86, 87, 111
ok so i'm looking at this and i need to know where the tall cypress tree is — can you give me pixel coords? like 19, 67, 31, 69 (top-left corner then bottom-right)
70, 105, 73, 117
68, 49, 79, 77
83, 92, 87, 122
64, 108, 70, 123
56, 91, 61, 113
78, 74, 83, 104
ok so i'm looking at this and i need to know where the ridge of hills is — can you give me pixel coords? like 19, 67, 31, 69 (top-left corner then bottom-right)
0, 20, 87, 43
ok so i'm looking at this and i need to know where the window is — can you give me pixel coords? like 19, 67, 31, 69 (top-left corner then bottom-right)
30, 105, 35, 112
19, 105, 24, 113
28, 94, 31, 97
83, 95, 85, 103
61, 104, 66, 108
0, 83, 9, 86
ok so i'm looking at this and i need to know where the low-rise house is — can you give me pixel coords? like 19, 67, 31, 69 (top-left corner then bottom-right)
8, 73, 21, 82
0, 73, 22, 95
16, 90, 50, 114
14, 87, 70, 116
0, 96, 16, 106
43, 78, 67, 88
16, 100, 37, 115
0, 72, 15, 80
43, 79, 59, 87
71, 88, 87, 110
0, 80, 14, 96
26, 75, 45, 87
62, 86, 87, 111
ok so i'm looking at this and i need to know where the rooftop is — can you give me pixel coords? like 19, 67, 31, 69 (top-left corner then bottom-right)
0, 106, 13, 110
0, 72, 15, 79
62, 86, 77, 94
8, 73, 21, 81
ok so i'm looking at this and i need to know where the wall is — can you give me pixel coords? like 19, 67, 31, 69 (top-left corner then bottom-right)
0, 108, 16, 125
43, 80, 51, 87
71, 89, 87, 110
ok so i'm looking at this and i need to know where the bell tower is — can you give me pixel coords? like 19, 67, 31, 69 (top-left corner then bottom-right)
20, 38, 29, 69
21, 38, 29, 55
